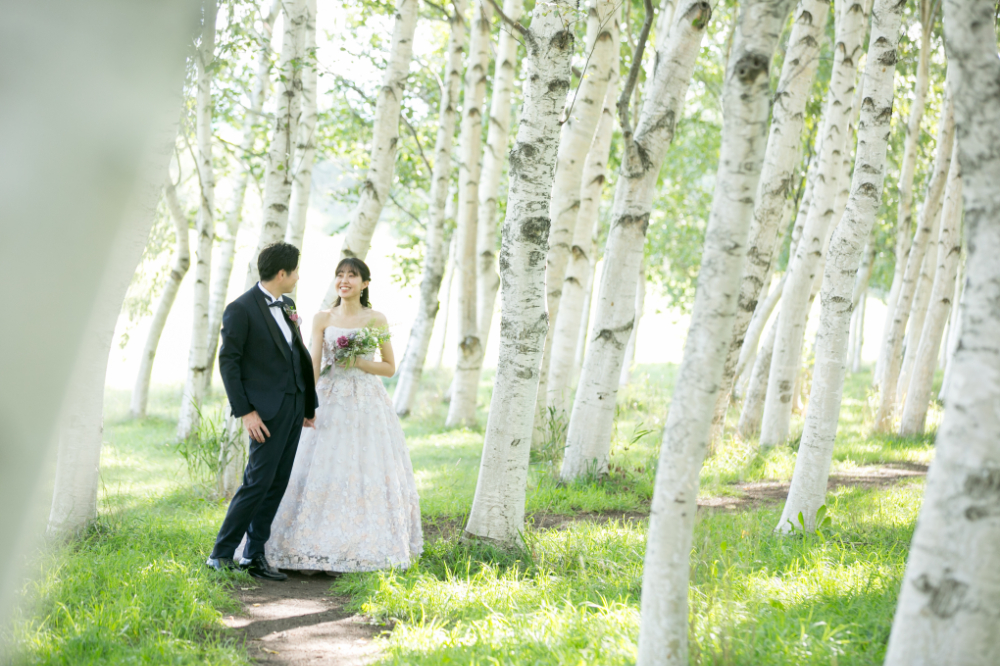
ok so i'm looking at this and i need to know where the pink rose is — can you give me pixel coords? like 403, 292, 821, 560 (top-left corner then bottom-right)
337, 336, 350, 348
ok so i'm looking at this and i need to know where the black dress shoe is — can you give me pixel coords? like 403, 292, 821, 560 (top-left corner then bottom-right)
239, 554, 287, 581
206, 557, 238, 572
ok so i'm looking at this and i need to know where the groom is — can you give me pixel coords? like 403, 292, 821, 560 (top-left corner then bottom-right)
206, 242, 318, 581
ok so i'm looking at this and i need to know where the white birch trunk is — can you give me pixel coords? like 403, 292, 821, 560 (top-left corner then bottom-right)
463, 1, 575, 545
575, 256, 599, 372
321, 0, 419, 303
938, 257, 963, 400
849, 290, 866, 371
873, 101, 955, 430
738, 314, 778, 436
285, 0, 318, 254
476, 0, 525, 351
636, 0, 794, 659
876, 0, 932, 387
619, 262, 645, 386
735, 273, 785, 383
547, 74, 618, 412
244, 0, 308, 289
129, 178, 191, 418
559, 0, 712, 482
48, 108, 181, 538
758, 0, 868, 447
714, 0, 831, 424
896, 212, 942, 408
446, 0, 493, 428
900, 141, 962, 436
177, 3, 219, 441
883, 1, 1000, 655
394, 0, 468, 417
203, 0, 280, 392
776, 0, 904, 533
533, 0, 620, 428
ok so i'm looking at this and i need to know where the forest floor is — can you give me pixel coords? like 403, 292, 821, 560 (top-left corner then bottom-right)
5, 364, 938, 665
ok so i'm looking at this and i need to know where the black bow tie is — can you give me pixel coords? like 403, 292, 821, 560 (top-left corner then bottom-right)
268, 299, 285, 308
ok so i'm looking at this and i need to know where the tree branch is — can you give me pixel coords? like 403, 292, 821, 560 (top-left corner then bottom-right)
401, 114, 434, 176
389, 192, 426, 228
618, 0, 655, 139
485, 0, 528, 35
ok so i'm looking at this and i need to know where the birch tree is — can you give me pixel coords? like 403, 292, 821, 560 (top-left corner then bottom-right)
895, 213, 942, 406
873, 101, 955, 431
462, 0, 575, 545
777, 0, 904, 533
620, 263, 645, 386
635, 0, 795, 659
321, 0, 420, 306
883, 0, 1000, 657
758, 0, 869, 447
559, 0, 711, 482
243, 0, 309, 288
177, 1, 219, 441
285, 0, 318, 253
547, 75, 618, 412
394, 0, 468, 417
533, 0, 621, 430
129, 177, 191, 418
739, 314, 780, 436
876, 0, 934, 386
446, 0, 493, 428
900, 142, 962, 436
477, 0, 526, 351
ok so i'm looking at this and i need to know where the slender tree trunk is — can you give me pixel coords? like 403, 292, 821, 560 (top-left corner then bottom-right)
533, 0, 621, 431
849, 291, 865, 371
738, 314, 778, 436
620, 261, 646, 386
635, 0, 793, 660
321, 0, 419, 304
202, 0, 280, 390
560, 0, 712, 482
177, 2, 219, 441
883, 1, 1000, 656
476, 0, 525, 352
285, 0, 318, 254
776, 0, 905, 533
759, 0, 868, 447
463, 1, 575, 545
873, 100, 955, 431
900, 141, 962, 436
446, 0, 493, 428
896, 214, 942, 408
547, 74, 618, 412
243, 0, 308, 289
434, 229, 459, 370
938, 257, 963, 400
713, 0, 832, 430
48, 107, 182, 538
129, 178, 191, 418
847, 233, 874, 374
877, 0, 933, 387
735, 273, 785, 384
575, 256, 598, 372
394, 0, 468, 417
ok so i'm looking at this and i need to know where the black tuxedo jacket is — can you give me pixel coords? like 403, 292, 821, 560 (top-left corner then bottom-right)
218, 287, 318, 421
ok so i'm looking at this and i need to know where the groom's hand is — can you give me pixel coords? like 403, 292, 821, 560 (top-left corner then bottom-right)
303, 417, 316, 429
242, 411, 270, 443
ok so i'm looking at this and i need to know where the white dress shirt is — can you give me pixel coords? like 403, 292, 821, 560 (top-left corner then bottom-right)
258, 282, 293, 345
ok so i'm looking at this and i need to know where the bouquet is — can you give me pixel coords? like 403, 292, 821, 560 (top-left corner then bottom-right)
321, 326, 390, 375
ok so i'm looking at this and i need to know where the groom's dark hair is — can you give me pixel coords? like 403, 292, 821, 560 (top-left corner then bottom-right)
258, 242, 300, 281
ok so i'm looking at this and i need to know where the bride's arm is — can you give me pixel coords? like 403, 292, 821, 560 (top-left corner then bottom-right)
310, 312, 328, 380
354, 312, 395, 377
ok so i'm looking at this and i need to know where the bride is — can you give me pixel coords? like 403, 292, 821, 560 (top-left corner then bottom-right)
264, 257, 423, 572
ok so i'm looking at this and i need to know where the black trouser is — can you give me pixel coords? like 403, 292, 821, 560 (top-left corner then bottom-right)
210, 391, 305, 560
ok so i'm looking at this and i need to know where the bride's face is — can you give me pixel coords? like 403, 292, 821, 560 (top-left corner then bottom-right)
335, 268, 368, 301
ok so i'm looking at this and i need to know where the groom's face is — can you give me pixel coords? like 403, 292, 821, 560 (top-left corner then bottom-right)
277, 266, 300, 294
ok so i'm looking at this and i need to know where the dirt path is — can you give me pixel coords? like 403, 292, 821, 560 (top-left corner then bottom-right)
222, 572, 385, 665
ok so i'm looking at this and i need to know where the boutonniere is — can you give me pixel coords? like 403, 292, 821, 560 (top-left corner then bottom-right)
282, 303, 302, 327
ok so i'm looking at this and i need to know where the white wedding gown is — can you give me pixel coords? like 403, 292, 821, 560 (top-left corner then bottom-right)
263, 325, 423, 572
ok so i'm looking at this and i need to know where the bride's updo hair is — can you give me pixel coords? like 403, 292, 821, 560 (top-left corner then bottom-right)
334, 257, 372, 308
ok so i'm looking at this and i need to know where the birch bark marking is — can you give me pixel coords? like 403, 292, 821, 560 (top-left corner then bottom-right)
547, 72, 619, 412
712, 0, 831, 429
477, 0, 526, 351
394, 0, 468, 417
463, 1, 574, 545
877, 0, 933, 386
559, 0, 711, 482
884, 0, 1000, 657
320, 0, 419, 301
177, 1, 219, 441
533, 0, 620, 428
285, 0, 318, 254
900, 141, 962, 436
636, 0, 793, 659
873, 101, 955, 431
244, 0, 308, 288
446, 0, 493, 428
777, 0, 905, 533
129, 178, 191, 418
758, 0, 868, 448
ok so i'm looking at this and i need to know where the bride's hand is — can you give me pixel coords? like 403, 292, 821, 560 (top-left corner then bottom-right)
336, 356, 356, 369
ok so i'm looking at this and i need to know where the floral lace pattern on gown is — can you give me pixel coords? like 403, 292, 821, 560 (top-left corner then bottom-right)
265, 326, 423, 572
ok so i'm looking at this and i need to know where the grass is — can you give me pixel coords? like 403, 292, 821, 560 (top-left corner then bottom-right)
4, 364, 939, 664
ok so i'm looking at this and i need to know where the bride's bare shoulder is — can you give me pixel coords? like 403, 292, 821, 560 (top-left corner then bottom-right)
366, 309, 389, 327
312, 309, 335, 328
